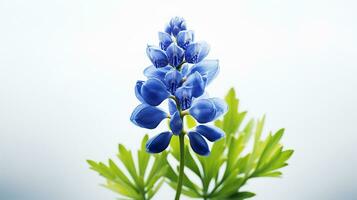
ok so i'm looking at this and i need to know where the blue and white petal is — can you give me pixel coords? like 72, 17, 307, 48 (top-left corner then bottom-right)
184, 42, 210, 64
195, 125, 225, 142
183, 71, 206, 98
189, 98, 216, 123
188, 131, 210, 156
141, 78, 170, 106
143, 65, 171, 82
175, 86, 193, 110
146, 46, 168, 68
135, 80, 145, 103
180, 63, 189, 77
168, 98, 178, 115
210, 98, 228, 119
166, 43, 184, 67
146, 131, 173, 153
169, 17, 187, 36
165, 69, 182, 94
165, 24, 172, 35
177, 30, 194, 49
189, 60, 219, 85
130, 104, 168, 129
158, 32, 173, 50
170, 111, 183, 135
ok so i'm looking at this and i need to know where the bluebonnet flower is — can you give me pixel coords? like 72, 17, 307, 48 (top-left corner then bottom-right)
131, 17, 227, 156
165, 16, 187, 37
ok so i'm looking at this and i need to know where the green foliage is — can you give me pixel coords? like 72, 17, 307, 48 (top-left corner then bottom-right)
87, 88, 294, 200
87, 135, 167, 200
167, 88, 294, 199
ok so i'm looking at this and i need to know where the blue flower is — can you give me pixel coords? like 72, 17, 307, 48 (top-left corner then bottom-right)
144, 65, 171, 81
188, 131, 210, 156
146, 131, 173, 153
165, 16, 187, 37
146, 46, 168, 68
170, 111, 183, 135
158, 32, 173, 50
195, 125, 225, 142
177, 30, 194, 49
189, 98, 228, 123
188, 60, 219, 85
185, 42, 210, 64
131, 17, 227, 155
174, 86, 193, 110
187, 125, 225, 156
130, 104, 168, 129
135, 80, 145, 103
166, 43, 185, 67
140, 78, 170, 106
182, 71, 206, 98
164, 69, 182, 94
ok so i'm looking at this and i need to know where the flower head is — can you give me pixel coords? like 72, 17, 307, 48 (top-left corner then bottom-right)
165, 16, 187, 37
131, 17, 227, 156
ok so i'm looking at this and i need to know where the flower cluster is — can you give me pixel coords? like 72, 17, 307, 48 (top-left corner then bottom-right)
130, 17, 227, 156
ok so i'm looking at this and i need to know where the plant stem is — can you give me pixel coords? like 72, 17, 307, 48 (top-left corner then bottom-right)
174, 132, 185, 200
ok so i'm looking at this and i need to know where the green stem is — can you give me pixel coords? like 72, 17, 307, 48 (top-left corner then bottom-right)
175, 133, 185, 200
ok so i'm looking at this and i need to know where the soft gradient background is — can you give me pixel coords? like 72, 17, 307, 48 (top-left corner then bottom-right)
1, 0, 356, 199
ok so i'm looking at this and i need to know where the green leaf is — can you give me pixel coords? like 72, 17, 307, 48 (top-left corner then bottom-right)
185, 115, 197, 129
167, 181, 200, 198
108, 159, 137, 191
117, 144, 139, 185
226, 135, 245, 174
164, 161, 178, 182
204, 139, 226, 184
226, 191, 256, 200
88, 136, 167, 200
147, 179, 164, 200
221, 88, 246, 135
259, 171, 283, 177
258, 129, 284, 166
146, 151, 168, 186
104, 180, 140, 199
184, 145, 202, 177
245, 116, 265, 176
138, 135, 150, 177
170, 135, 180, 160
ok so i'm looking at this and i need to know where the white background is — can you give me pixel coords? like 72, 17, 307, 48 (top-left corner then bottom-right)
1, 0, 356, 199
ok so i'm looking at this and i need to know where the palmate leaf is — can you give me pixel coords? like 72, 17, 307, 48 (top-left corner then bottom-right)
87, 135, 167, 200
169, 88, 294, 200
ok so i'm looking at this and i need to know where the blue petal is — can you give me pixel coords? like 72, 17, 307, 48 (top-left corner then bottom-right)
188, 131, 210, 156
170, 111, 183, 135
195, 125, 225, 142
143, 65, 172, 82
180, 63, 189, 77
141, 78, 170, 106
165, 24, 172, 35
146, 46, 168, 68
164, 69, 182, 94
166, 43, 184, 67
130, 104, 168, 129
210, 98, 228, 119
177, 30, 194, 49
183, 71, 206, 98
158, 32, 173, 50
146, 131, 173, 153
169, 17, 187, 36
189, 60, 219, 85
184, 42, 210, 64
175, 86, 193, 110
135, 80, 145, 103
168, 98, 178, 115
189, 98, 216, 123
